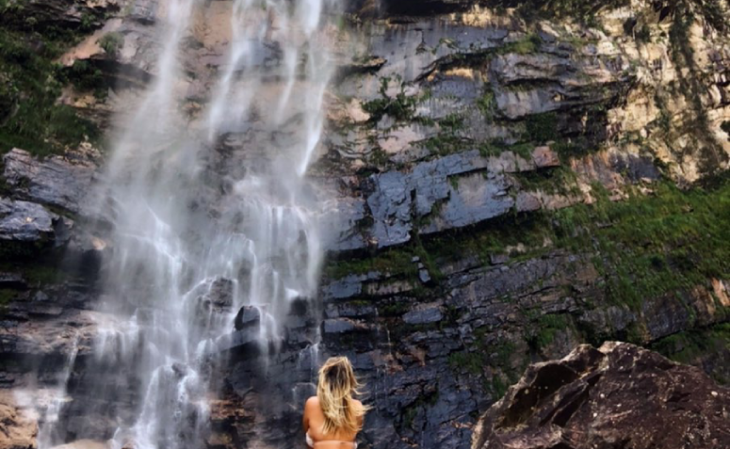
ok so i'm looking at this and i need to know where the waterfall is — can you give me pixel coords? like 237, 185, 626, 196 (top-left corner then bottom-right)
38, 0, 340, 448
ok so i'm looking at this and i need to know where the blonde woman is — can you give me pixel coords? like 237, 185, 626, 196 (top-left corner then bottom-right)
303, 356, 368, 448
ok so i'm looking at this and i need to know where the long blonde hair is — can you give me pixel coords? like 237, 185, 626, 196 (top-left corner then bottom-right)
316, 356, 368, 435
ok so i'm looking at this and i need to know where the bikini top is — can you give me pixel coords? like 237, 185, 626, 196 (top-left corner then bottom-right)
306, 432, 358, 448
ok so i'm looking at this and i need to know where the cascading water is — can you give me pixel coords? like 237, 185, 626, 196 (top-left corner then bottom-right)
38, 0, 340, 448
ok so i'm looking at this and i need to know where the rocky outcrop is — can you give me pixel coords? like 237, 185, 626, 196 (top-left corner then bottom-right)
0, 198, 59, 244
3, 147, 100, 215
473, 342, 730, 449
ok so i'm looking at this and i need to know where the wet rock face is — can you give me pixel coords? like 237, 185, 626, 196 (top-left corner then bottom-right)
0, 198, 58, 243
2, 147, 100, 215
473, 342, 730, 449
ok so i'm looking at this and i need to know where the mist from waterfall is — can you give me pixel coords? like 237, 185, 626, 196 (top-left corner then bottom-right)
37, 1, 340, 448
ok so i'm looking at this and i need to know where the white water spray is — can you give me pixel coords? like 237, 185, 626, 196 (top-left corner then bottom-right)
38, 0, 340, 448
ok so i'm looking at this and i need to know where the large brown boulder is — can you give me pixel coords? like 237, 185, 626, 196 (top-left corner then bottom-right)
473, 342, 730, 449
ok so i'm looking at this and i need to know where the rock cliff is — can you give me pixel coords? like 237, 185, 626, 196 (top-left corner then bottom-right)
1, 1, 729, 449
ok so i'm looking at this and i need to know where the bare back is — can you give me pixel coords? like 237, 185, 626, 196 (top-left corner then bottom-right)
303, 396, 363, 448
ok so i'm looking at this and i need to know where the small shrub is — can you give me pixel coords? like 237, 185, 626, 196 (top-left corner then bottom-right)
505, 33, 542, 55
98, 32, 123, 56
476, 89, 496, 120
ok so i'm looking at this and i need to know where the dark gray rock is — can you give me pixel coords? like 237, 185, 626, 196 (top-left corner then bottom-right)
418, 268, 432, 284
642, 293, 693, 340
215, 328, 259, 354
0, 272, 27, 289
234, 306, 261, 331
403, 307, 442, 325
2, 147, 99, 215
323, 318, 371, 334
207, 278, 234, 309
334, 150, 516, 250
0, 198, 57, 243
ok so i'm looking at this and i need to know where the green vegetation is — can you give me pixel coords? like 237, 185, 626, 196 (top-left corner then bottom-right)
476, 89, 496, 121
369, 147, 389, 166
526, 313, 571, 351
325, 247, 418, 280
500, 33, 542, 55
0, 27, 101, 156
402, 389, 439, 429
0, 261, 65, 288
478, 140, 533, 160
362, 77, 419, 123
449, 331, 520, 399
525, 112, 558, 143
421, 133, 468, 157
554, 180, 730, 309
56, 60, 108, 99
448, 351, 483, 375
419, 112, 470, 158
329, 174, 730, 315
98, 32, 123, 57
0, 289, 16, 309
652, 322, 730, 383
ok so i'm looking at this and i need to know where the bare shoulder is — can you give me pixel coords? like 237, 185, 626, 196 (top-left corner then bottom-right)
305, 396, 320, 409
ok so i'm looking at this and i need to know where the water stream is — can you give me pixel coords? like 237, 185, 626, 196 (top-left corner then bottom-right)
39, 1, 339, 448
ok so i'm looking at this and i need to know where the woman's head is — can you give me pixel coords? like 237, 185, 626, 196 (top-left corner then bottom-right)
317, 356, 367, 434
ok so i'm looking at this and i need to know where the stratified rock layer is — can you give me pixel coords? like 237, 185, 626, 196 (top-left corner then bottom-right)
473, 342, 730, 449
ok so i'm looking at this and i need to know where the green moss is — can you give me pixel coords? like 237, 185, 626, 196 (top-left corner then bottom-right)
0, 27, 101, 156
525, 112, 558, 144
439, 113, 464, 132
526, 313, 571, 350
476, 89, 496, 121
369, 147, 389, 166
420, 133, 469, 157
478, 140, 532, 160
489, 374, 508, 399
651, 322, 730, 383
380, 301, 410, 317
361, 78, 419, 123
23, 265, 61, 285
57, 60, 107, 98
401, 389, 439, 429
513, 166, 579, 195
553, 179, 730, 309
500, 33, 542, 55
0, 288, 16, 309
325, 249, 417, 280
448, 351, 483, 375
551, 140, 592, 160
424, 210, 554, 266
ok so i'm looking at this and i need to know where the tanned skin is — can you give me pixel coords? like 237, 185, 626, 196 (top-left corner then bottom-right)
303, 396, 363, 449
